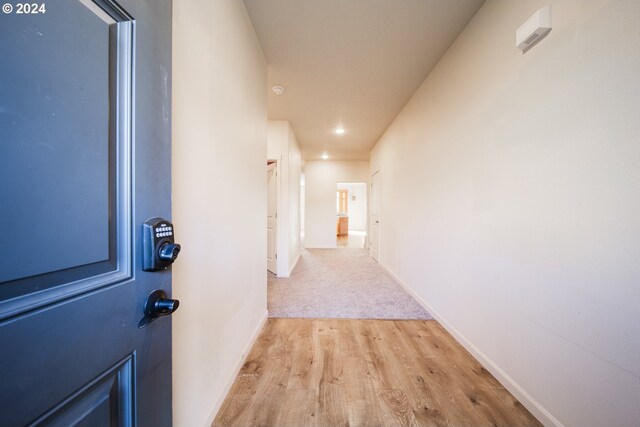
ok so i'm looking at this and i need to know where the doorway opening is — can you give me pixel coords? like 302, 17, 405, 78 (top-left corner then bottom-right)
336, 182, 367, 248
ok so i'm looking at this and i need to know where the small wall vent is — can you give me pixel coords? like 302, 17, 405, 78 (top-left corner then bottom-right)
516, 5, 551, 51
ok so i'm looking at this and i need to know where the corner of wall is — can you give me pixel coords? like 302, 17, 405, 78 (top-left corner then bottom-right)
376, 261, 562, 427
289, 250, 301, 276
367, 2, 640, 425
172, 1, 268, 426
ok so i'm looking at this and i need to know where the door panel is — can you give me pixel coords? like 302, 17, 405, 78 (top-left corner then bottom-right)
33, 355, 133, 427
2, 286, 138, 426
0, 0, 173, 425
0, 0, 132, 317
0, 0, 111, 284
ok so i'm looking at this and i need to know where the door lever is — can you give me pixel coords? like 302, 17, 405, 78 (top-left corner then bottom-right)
138, 289, 179, 328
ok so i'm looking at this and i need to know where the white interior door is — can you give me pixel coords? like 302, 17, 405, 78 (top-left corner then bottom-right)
267, 163, 278, 274
370, 171, 380, 261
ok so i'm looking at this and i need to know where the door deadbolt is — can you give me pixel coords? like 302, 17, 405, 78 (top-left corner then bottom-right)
142, 217, 181, 271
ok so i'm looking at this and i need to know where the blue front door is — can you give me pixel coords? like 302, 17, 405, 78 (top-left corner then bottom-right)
0, 0, 174, 425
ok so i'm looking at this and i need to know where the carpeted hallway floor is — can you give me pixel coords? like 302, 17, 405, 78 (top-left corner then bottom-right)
268, 248, 431, 319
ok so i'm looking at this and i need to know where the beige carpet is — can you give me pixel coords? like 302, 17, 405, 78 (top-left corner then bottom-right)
268, 248, 431, 319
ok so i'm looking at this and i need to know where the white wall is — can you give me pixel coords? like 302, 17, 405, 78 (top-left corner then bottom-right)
287, 125, 302, 273
370, 1, 640, 426
300, 167, 305, 246
305, 161, 369, 248
337, 183, 367, 231
267, 120, 302, 276
172, 2, 267, 426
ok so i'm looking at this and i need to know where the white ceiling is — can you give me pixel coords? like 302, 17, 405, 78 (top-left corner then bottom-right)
243, 0, 485, 160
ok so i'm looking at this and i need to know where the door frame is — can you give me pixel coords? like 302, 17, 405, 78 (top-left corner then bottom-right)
267, 160, 278, 275
370, 170, 381, 261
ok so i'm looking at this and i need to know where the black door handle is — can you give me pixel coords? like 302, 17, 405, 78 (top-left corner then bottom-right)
138, 289, 179, 328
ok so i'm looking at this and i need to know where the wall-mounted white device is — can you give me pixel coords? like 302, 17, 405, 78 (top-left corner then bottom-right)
516, 5, 551, 51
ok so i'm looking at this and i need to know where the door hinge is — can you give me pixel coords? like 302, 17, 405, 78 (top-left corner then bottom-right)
275, 253, 278, 259
275, 212, 278, 218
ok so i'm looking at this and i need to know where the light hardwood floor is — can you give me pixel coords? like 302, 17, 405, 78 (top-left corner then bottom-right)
213, 318, 542, 427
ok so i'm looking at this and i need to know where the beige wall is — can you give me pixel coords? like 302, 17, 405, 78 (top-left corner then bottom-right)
267, 121, 302, 276
370, 1, 640, 426
305, 161, 369, 248
287, 125, 302, 272
172, 1, 267, 426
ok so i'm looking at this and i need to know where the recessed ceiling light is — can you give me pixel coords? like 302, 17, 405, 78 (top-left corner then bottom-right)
335, 127, 345, 135
272, 85, 285, 95
321, 153, 329, 160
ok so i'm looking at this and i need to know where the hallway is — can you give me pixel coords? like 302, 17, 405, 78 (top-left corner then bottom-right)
267, 249, 430, 320
170, 1, 640, 426
216, 249, 543, 426
213, 318, 542, 427
337, 231, 366, 248
2, 0, 638, 425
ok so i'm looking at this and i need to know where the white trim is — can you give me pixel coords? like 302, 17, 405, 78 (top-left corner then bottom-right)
275, 155, 287, 278
378, 262, 564, 427
267, 160, 278, 275
203, 310, 269, 427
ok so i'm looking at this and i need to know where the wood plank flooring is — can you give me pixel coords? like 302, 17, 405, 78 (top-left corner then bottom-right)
213, 318, 542, 427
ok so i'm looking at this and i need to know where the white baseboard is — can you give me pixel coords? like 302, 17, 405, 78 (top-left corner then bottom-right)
203, 310, 268, 427
378, 261, 563, 427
